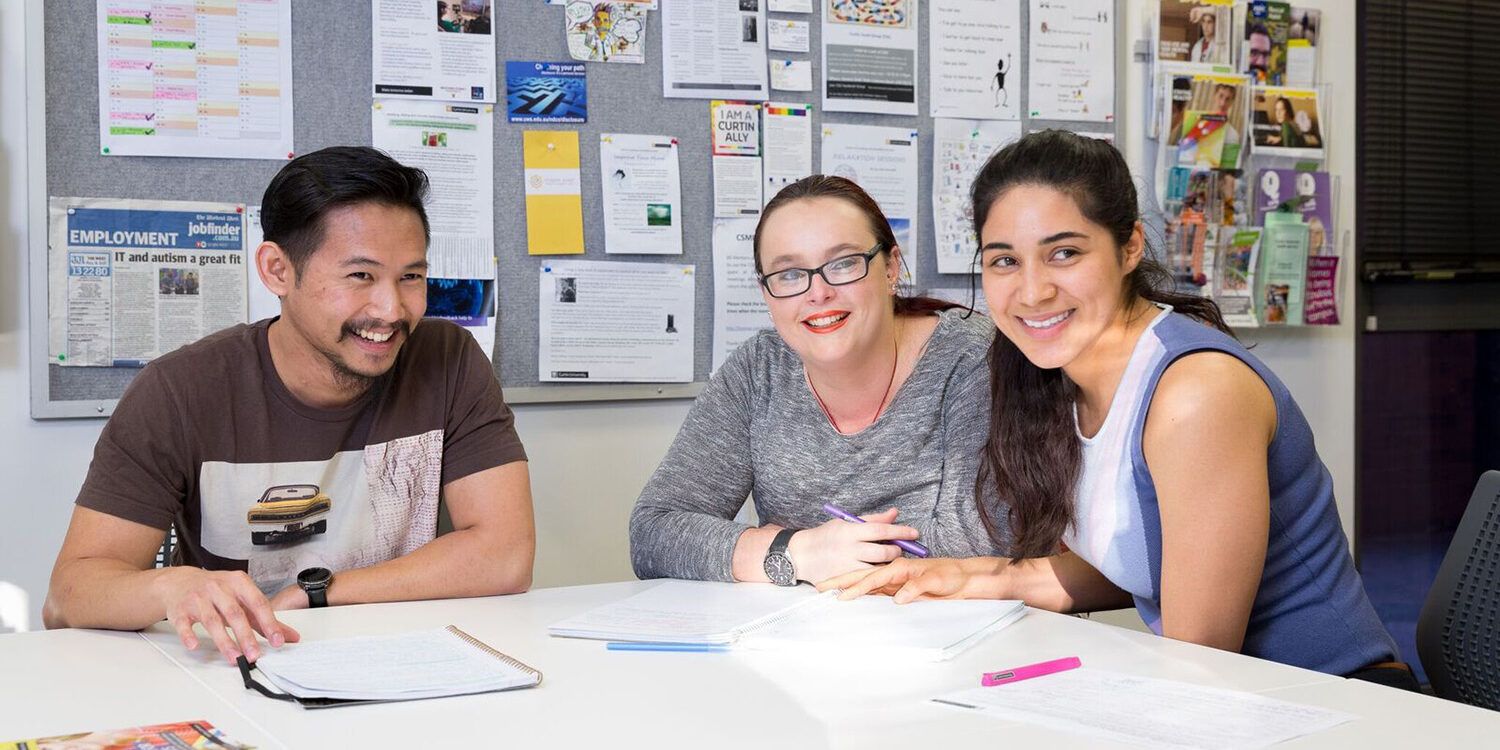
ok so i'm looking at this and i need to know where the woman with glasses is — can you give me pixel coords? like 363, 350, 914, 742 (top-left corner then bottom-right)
629, 176, 1003, 586
822, 131, 1406, 683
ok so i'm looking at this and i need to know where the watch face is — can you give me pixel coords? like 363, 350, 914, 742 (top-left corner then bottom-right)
297, 566, 332, 588
763, 553, 796, 586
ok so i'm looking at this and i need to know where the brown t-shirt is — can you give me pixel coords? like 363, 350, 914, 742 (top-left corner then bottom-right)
76, 318, 527, 595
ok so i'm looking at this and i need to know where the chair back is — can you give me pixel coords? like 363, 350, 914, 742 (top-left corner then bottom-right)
0, 582, 28, 633
1417, 470, 1500, 709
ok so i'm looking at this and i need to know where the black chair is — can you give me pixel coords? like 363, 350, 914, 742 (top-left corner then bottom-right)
1416, 470, 1500, 710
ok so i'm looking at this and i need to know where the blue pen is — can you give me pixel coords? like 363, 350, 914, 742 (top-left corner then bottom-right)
822, 502, 930, 557
606, 642, 731, 653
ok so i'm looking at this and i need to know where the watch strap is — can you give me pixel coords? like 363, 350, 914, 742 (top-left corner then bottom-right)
305, 585, 328, 608
769, 528, 796, 555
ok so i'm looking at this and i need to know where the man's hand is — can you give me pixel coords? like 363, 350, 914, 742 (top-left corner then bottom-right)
153, 567, 301, 664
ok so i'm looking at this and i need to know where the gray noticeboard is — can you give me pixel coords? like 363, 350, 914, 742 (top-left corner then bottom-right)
28, 0, 1121, 418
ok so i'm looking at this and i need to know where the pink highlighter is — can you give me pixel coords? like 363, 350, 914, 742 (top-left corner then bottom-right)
981, 656, 1082, 687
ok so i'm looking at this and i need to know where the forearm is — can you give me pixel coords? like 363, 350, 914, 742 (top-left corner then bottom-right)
629, 503, 749, 581
45, 558, 181, 631
955, 553, 1132, 613
325, 524, 533, 606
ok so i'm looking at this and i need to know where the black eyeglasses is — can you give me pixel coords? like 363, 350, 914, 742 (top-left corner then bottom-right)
758, 244, 884, 299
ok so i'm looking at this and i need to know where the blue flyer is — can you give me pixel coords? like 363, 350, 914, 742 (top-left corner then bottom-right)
506, 61, 587, 123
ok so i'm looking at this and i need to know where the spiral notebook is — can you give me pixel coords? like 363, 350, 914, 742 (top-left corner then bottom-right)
240, 625, 542, 709
548, 581, 1026, 661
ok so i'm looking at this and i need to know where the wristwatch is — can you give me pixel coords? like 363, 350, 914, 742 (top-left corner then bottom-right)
763, 529, 799, 587
296, 567, 333, 608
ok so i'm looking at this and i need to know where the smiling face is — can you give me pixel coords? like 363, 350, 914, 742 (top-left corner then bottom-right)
755, 196, 899, 369
264, 202, 429, 395
978, 185, 1142, 372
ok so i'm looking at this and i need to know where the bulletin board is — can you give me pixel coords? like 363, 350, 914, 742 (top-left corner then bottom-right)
28, 0, 1122, 418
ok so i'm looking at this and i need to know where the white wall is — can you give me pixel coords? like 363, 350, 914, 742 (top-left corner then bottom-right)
1, 0, 1357, 631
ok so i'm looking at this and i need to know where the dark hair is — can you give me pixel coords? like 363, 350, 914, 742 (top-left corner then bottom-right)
260, 146, 430, 275
754, 175, 959, 316
1274, 96, 1294, 120
968, 130, 1232, 560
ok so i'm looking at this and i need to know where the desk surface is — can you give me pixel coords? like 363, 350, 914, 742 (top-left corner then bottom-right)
6, 581, 1499, 749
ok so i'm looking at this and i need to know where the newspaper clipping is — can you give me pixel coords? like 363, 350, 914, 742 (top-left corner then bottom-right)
48, 198, 247, 367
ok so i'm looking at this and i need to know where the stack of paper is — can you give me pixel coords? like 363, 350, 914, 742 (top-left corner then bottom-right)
549, 580, 1026, 661
253, 627, 539, 703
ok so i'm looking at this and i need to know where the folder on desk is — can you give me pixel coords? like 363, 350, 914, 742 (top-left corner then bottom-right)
548, 580, 1026, 661
239, 625, 542, 709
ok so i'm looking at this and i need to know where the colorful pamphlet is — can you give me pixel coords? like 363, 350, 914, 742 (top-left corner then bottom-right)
2, 720, 250, 750
1257, 211, 1310, 325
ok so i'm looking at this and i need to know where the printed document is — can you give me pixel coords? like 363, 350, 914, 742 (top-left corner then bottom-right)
712, 217, 772, 371
373, 0, 497, 102
538, 260, 695, 382
48, 198, 247, 367
663, 1, 768, 100
933, 118, 1021, 274
523, 131, 586, 255
933, 668, 1356, 749
96, 0, 293, 160
762, 103, 814, 203
930, 0, 1021, 120
822, 0, 920, 116
600, 134, 684, 255
1027, 0, 1114, 121
372, 100, 495, 279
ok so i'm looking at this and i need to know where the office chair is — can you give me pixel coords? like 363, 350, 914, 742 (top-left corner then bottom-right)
1416, 470, 1500, 710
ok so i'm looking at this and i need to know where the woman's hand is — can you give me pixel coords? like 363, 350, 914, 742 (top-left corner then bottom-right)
784, 508, 921, 584
816, 557, 981, 603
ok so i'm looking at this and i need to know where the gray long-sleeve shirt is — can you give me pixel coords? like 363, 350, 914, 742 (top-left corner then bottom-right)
630, 308, 1005, 581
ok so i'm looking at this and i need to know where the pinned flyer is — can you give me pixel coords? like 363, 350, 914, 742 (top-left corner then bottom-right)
523, 131, 585, 255
599, 134, 684, 255
763, 103, 814, 204
538, 260, 695, 382
711, 101, 762, 157
565, 1, 647, 64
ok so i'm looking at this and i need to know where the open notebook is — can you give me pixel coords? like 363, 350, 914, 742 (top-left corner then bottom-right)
548, 580, 1026, 661
242, 625, 541, 708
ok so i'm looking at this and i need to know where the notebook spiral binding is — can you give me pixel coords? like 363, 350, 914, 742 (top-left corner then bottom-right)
446, 625, 545, 685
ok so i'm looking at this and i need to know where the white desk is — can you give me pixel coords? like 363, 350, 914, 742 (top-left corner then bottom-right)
0, 628, 283, 748
8, 581, 1500, 748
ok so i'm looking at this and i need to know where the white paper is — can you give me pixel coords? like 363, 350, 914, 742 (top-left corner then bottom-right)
934, 668, 1358, 750
933, 119, 1022, 274
770, 59, 814, 92
762, 103, 814, 203
538, 260, 695, 382
549, 581, 822, 644
600, 134, 684, 255
821, 124, 920, 281
96, 0, 293, 160
372, 100, 495, 281
565, 1, 647, 64
244, 206, 280, 323
48, 198, 247, 367
768, 0, 812, 12
373, 0, 497, 103
712, 218, 772, 371
740, 596, 1025, 661
822, 0, 920, 116
714, 155, 765, 218
1027, 0, 1115, 122
663, 1, 768, 100
930, 0, 1021, 120
768, 18, 810, 53
254, 628, 535, 700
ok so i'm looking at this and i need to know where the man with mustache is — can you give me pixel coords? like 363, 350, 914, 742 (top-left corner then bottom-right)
44, 147, 535, 665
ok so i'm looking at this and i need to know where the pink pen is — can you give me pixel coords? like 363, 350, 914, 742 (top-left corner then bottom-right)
981, 656, 1082, 686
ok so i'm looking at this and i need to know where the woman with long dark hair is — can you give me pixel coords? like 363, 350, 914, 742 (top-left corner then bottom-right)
824, 131, 1404, 682
630, 176, 1002, 586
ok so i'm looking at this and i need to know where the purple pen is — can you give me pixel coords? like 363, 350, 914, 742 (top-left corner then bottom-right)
822, 502, 930, 558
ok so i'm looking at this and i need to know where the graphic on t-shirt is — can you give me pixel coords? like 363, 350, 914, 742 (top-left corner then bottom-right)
247, 483, 332, 546
200, 430, 445, 596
